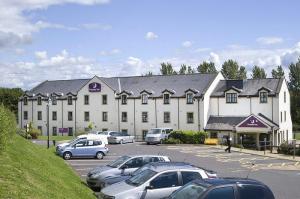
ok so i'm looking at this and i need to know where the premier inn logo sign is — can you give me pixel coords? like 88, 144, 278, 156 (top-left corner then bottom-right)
89, 82, 101, 92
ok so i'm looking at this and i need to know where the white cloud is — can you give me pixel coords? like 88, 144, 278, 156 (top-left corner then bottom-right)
256, 37, 283, 45
99, 49, 121, 56
208, 52, 221, 67
35, 21, 79, 31
182, 41, 192, 48
0, 0, 110, 49
145, 32, 158, 40
35, 51, 48, 60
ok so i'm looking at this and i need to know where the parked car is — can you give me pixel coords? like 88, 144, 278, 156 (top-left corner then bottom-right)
166, 178, 275, 199
89, 131, 122, 144
107, 132, 135, 144
57, 139, 109, 160
87, 156, 171, 191
145, 128, 173, 145
99, 162, 217, 199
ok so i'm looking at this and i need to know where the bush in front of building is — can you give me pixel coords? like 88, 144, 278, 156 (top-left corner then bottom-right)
163, 138, 181, 144
17, 128, 32, 139
168, 130, 208, 144
0, 105, 17, 152
277, 141, 299, 156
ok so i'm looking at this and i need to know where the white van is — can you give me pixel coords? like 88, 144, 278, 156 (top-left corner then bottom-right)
145, 128, 173, 144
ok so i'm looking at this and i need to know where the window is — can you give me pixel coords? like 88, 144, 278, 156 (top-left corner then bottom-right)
181, 171, 202, 185
186, 93, 194, 104
102, 128, 108, 132
143, 157, 160, 164
238, 185, 267, 199
74, 140, 86, 147
102, 112, 108, 121
84, 95, 89, 105
124, 157, 143, 168
142, 112, 148, 123
226, 93, 237, 103
187, 112, 194, 123
52, 111, 57, 121
84, 112, 90, 121
24, 111, 28, 120
142, 130, 148, 140
121, 95, 127, 105
52, 127, 57, 136
24, 97, 28, 105
37, 111, 42, 120
284, 91, 286, 103
260, 92, 268, 103
52, 96, 57, 105
142, 94, 148, 104
122, 112, 127, 122
210, 132, 218, 139
37, 97, 42, 105
286, 130, 289, 141
150, 172, 179, 189
68, 127, 73, 136
204, 187, 235, 199
102, 95, 107, 105
284, 111, 286, 122
67, 96, 72, 105
68, 111, 73, 121
121, 129, 128, 133
280, 111, 282, 122
37, 126, 42, 134
163, 93, 170, 104
164, 112, 170, 123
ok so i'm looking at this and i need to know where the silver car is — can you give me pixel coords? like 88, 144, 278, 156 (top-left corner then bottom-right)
86, 155, 171, 191
107, 132, 135, 144
99, 162, 217, 199
145, 128, 173, 145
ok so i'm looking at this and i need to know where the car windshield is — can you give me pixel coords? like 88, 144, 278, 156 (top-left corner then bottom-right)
68, 137, 82, 145
169, 182, 207, 199
131, 164, 151, 176
99, 132, 108, 135
125, 169, 157, 187
148, 129, 161, 134
110, 132, 121, 136
108, 156, 130, 168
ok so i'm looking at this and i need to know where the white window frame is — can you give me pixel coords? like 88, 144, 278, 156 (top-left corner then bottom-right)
141, 94, 148, 104
163, 93, 170, 104
186, 93, 194, 104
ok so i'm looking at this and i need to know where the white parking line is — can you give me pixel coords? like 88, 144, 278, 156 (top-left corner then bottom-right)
76, 168, 94, 171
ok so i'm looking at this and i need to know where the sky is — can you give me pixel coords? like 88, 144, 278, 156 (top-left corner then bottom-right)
0, 0, 300, 90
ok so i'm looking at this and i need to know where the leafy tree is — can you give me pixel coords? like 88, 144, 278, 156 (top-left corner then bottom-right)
160, 62, 177, 75
179, 64, 187, 74
221, 60, 246, 79
187, 66, 195, 74
143, 71, 153, 76
0, 87, 24, 116
271, 65, 285, 78
288, 58, 300, 126
197, 61, 217, 73
251, 65, 267, 79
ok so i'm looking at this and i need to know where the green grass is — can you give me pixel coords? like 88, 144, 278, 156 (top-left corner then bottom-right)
38, 135, 74, 141
295, 132, 300, 140
0, 135, 95, 199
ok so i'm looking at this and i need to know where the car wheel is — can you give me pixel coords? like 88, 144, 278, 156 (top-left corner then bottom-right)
96, 152, 104, 159
63, 152, 72, 160
146, 142, 150, 145
131, 139, 134, 143
160, 139, 163, 144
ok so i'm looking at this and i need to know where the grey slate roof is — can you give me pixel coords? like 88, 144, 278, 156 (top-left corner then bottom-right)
25, 73, 218, 98
205, 116, 247, 131
211, 78, 284, 97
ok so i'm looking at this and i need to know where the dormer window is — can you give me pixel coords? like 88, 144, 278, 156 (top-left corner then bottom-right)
259, 92, 268, 103
163, 93, 170, 104
37, 97, 42, 105
121, 95, 127, 105
67, 96, 73, 105
141, 94, 148, 104
52, 96, 57, 105
186, 93, 194, 104
226, 93, 237, 103
23, 97, 28, 105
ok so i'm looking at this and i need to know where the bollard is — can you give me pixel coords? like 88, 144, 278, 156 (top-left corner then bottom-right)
264, 138, 266, 155
52, 140, 56, 146
293, 140, 296, 159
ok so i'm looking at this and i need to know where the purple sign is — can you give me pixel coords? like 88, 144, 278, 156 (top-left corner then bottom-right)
89, 82, 101, 92
59, 128, 68, 133
238, 116, 267, 128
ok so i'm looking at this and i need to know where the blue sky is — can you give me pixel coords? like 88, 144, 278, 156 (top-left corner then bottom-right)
0, 0, 300, 89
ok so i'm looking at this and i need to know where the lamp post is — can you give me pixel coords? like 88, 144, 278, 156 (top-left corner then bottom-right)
46, 94, 52, 149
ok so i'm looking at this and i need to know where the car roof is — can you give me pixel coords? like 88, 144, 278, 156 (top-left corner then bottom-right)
193, 177, 267, 187
127, 155, 168, 158
145, 162, 200, 172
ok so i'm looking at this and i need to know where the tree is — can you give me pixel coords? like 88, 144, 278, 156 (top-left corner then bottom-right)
221, 59, 246, 79
0, 87, 24, 116
197, 61, 217, 73
187, 66, 195, 74
160, 62, 177, 75
251, 65, 267, 79
271, 65, 285, 78
143, 71, 153, 76
179, 64, 187, 74
288, 58, 300, 127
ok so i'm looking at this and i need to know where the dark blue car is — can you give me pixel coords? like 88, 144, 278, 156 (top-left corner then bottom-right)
166, 178, 275, 199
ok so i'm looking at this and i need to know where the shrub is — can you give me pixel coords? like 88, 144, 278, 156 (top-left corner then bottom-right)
168, 130, 208, 144
277, 142, 298, 155
163, 138, 181, 144
0, 105, 17, 151
17, 128, 31, 139
28, 128, 41, 139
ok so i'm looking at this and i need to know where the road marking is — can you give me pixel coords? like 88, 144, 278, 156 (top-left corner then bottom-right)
281, 163, 286, 167
268, 164, 273, 167
76, 168, 94, 171
295, 162, 299, 166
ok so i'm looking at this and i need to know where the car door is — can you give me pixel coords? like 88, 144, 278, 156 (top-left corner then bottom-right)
202, 186, 236, 199
71, 140, 87, 157
121, 157, 144, 174
180, 171, 202, 186
145, 171, 180, 199
237, 184, 274, 199
143, 157, 160, 166
85, 140, 97, 157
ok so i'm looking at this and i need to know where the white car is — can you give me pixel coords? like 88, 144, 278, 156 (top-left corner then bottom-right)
145, 128, 173, 144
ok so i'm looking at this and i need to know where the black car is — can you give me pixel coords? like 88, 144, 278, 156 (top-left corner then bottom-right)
166, 177, 275, 199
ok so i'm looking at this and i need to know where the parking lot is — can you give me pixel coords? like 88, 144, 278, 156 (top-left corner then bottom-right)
66, 143, 300, 199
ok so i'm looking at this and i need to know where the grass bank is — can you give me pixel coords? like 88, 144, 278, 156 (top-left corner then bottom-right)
0, 135, 95, 199
38, 135, 74, 141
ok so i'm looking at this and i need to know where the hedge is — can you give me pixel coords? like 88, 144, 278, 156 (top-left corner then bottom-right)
277, 142, 300, 156
0, 105, 17, 152
167, 130, 208, 144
